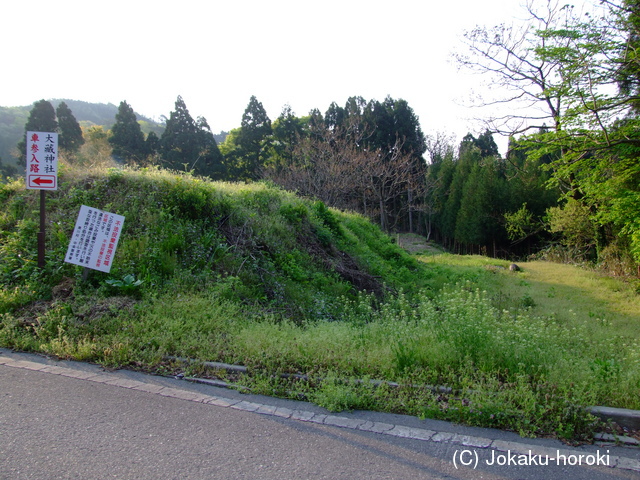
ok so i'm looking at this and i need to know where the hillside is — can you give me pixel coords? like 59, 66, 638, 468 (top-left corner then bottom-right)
1, 163, 639, 440
0, 163, 429, 322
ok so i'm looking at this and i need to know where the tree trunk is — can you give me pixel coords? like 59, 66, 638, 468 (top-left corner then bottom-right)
407, 188, 413, 233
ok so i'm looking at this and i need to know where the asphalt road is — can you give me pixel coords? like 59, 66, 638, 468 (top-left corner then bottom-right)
1, 349, 638, 480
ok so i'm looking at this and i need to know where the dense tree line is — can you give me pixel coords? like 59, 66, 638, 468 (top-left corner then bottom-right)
263, 95, 428, 233
424, 131, 558, 257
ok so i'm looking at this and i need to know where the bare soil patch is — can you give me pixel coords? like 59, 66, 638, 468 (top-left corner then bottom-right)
396, 233, 444, 255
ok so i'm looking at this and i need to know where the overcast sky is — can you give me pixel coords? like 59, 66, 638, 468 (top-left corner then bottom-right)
3, 1, 567, 153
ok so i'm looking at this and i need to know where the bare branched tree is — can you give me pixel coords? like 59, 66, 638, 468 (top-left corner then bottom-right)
265, 119, 426, 232
425, 131, 457, 164
454, 0, 595, 136
353, 136, 425, 231
265, 120, 366, 212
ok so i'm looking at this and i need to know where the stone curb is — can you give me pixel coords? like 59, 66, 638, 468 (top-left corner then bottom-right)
173, 355, 640, 432
590, 406, 640, 431
1, 355, 638, 473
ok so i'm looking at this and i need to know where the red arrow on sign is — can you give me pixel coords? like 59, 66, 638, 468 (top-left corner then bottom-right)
32, 177, 54, 185
27, 175, 57, 189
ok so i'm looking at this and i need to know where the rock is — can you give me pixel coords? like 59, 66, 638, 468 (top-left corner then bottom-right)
509, 263, 520, 272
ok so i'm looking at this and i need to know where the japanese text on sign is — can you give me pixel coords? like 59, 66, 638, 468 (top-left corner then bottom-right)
64, 205, 125, 273
26, 131, 58, 190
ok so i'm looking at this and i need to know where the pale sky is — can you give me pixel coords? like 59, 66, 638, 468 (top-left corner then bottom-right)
3, 1, 561, 153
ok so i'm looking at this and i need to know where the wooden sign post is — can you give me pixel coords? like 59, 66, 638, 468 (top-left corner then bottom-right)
25, 131, 59, 268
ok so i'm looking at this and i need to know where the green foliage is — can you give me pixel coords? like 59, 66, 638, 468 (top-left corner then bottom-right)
23, 100, 58, 134
109, 100, 147, 163
309, 372, 377, 412
16, 100, 58, 166
145, 131, 160, 156
312, 201, 342, 238
269, 105, 306, 166
547, 198, 596, 260
425, 136, 545, 256
279, 202, 308, 225
505, 203, 536, 241
362, 96, 426, 159
56, 102, 84, 153
223, 96, 273, 181
105, 274, 143, 295
160, 96, 224, 179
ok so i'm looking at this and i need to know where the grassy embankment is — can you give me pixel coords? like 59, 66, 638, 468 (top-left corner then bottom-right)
1, 163, 638, 441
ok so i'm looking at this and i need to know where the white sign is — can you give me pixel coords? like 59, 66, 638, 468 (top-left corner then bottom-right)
26, 131, 58, 190
65, 205, 125, 273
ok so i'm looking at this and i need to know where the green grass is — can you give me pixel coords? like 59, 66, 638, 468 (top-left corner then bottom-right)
1, 163, 639, 441
419, 251, 640, 341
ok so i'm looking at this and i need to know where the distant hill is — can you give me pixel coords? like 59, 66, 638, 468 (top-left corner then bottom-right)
0, 106, 29, 169
0, 99, 166, 169
49, 99, 163, 131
